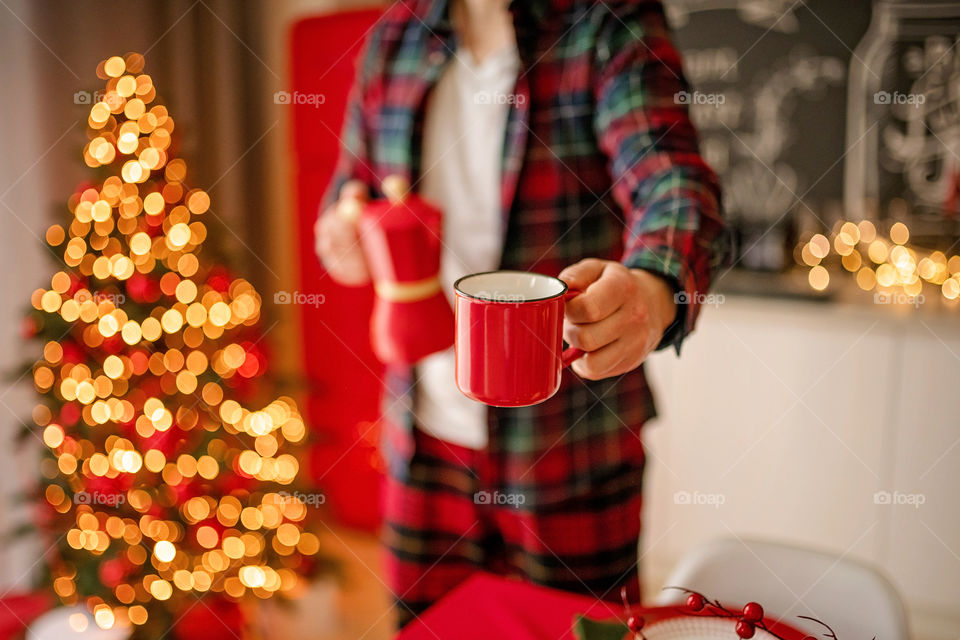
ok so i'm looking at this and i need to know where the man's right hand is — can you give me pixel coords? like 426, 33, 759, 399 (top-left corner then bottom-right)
314, 180, 371, 286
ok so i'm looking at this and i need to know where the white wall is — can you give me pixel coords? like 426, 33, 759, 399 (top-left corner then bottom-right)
642, 296, 960, 640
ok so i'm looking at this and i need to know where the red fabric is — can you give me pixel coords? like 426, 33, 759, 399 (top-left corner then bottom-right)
288, 9, 385, 531
396, 573, 812, 640
0, 593, 51, 640
383, 428, 644, 628
172, 596, 244, 640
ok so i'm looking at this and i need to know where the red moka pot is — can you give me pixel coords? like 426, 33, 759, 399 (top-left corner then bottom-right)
358, 190, 455, 365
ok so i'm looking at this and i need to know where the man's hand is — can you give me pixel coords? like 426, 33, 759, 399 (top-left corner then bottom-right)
314, 180, 371, 286
558, 259, 677, 380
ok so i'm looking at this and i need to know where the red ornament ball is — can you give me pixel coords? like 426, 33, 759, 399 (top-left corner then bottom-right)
686, 593, 706, 612
627, 614, 644, 632
98, 558, 127, 588
736, 620, 756, 639
742, 602, 764, 623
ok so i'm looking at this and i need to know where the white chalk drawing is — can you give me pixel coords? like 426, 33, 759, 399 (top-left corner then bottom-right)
664, 0, 803, 33
844, 2, 960, 220
688, 50, 844, 222
880, 35, 960, 211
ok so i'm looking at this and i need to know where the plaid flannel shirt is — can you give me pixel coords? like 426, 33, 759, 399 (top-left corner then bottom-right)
322, 0, 727, 502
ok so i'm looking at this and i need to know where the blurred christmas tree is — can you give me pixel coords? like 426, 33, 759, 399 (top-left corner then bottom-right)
22, 53, 320, 638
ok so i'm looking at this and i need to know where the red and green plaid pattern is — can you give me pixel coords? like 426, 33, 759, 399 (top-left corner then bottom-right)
383, 427, 644, 626
323, 0, 726, 484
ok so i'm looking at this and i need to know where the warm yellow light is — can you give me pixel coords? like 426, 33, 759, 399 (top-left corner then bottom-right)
42, 424, 64, 448
809, 234, 830, 259
808, 265, 830, 291
128, 606, 148, 626
121, 160, 143, 183
129, 232, 151, 255
222, 536, 244, 559
153, 540, 176, 563
209, 301, 231, 326
143, 192, 164, 215
167, 223, 191, 248
867, 240, 888, 264
943, 278, 960, 300
121, 320, 142, 345
841, 251, 862, 272
239, 565, 267, 588
68, 612, 89, 632
40, 290, 62, 313
876, 264, 896, 287
93, 606, 115, 630
117, 131, 139, 155
161, 309, 184, 334
104, 56, 126, 77
149, 579, 173, 600
890, 222, 910, 245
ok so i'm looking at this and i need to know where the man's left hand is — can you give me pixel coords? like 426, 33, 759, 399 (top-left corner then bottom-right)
558, 259, 677, 380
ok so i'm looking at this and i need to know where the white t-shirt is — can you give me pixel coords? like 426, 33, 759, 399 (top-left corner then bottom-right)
414, 45, 520, 449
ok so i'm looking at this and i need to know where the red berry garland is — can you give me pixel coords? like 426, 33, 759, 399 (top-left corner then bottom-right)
621, 585, 648, 639
743, 602, 765, 623
736, 620, 757, 639
686, 593, 707, 612
664, 588, 844, 640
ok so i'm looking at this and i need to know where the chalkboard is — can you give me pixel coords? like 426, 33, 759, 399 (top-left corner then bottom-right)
664, 0, 873, 270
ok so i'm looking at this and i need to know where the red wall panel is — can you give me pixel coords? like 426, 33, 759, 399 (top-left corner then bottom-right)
289, 9, 385, 531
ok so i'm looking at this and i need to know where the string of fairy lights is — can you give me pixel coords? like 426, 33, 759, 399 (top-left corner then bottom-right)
28, 54, 317, 635
796, 216, 960, 302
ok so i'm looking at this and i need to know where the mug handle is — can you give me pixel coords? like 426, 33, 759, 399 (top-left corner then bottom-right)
561, 287, 585, 368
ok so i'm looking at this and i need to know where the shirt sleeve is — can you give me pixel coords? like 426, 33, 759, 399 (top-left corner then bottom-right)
591, 1, 729, 354
320, 28, 381, 211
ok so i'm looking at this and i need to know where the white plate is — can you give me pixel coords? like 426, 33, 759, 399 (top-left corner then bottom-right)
645, 616, 778, 640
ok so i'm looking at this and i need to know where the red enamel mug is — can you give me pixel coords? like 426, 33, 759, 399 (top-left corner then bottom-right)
453, 270, 584, 407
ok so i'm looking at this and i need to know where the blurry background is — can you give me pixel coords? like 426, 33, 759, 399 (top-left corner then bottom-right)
0, 1, 958, 639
